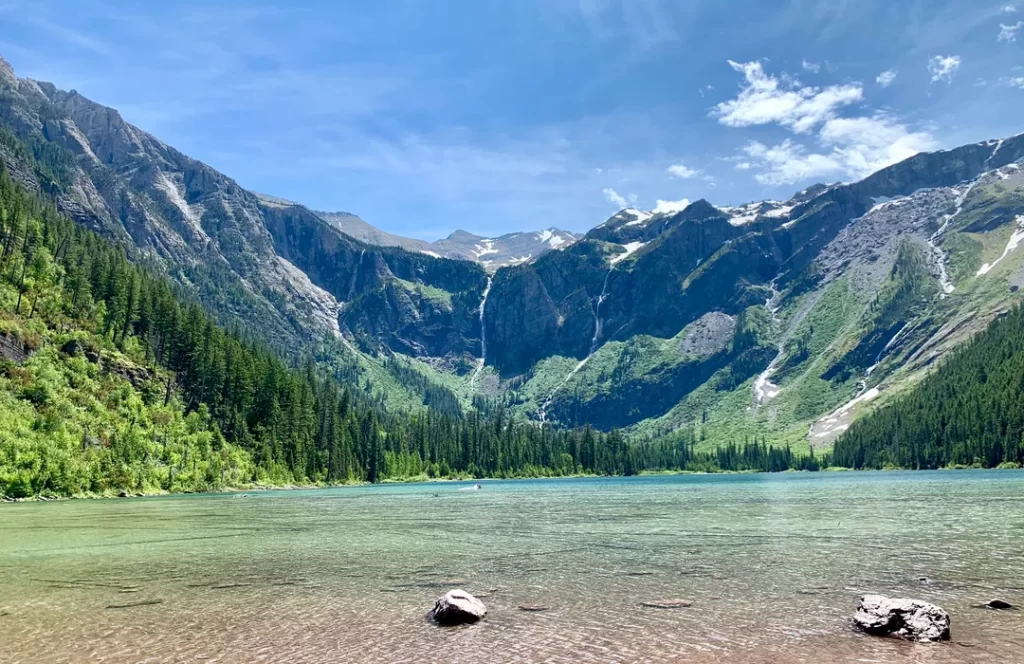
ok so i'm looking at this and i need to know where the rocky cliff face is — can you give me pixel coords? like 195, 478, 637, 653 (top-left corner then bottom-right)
483, 133, 1024, 442
0, 56, 487, 363
3, 54, 1024, 448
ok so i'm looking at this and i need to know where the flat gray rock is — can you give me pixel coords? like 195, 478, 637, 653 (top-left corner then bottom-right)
853, 594, 950, 642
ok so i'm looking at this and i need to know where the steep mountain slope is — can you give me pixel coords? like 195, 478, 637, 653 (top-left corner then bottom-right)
0, 56, 489, 407
483, 135, 1024, 446
3, 53, 1024, 453
831, 302, 1024, 469
319, 209, 580, 270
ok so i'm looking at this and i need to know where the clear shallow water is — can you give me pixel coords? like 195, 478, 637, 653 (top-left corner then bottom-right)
1, 471, 1023, 664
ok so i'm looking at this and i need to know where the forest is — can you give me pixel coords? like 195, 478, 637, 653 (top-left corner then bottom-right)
832, 304, 1024, 469
0, 165, 825, 498
4, 143, 1023, 499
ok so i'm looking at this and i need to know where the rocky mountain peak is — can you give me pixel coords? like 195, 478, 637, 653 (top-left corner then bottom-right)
0, 56, 17, 87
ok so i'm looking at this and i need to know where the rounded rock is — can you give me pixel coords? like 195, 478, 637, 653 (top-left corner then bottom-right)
853, 594, 951, 642
431, 589, 487, 625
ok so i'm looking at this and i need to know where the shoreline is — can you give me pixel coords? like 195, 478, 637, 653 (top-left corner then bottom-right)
3, 465, 1022, 503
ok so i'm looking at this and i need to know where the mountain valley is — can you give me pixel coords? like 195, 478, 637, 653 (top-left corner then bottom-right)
2, 53, 1024, 458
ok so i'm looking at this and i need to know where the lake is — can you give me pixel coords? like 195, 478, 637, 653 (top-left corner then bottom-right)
1, 471, 1022, 663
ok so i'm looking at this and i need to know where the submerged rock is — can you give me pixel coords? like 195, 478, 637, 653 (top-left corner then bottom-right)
518, 604, 550, 612
431, 589, 486, 625
105, 599, 163, 609
974, 599, 1014, 610
640, 600, 693, 609
853, 594, 951, 642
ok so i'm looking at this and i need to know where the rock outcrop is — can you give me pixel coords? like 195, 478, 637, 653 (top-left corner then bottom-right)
853, 594, 951, 642
430, 589, 487, 625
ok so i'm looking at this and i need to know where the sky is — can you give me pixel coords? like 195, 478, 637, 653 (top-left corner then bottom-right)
0, 0, 1022, 240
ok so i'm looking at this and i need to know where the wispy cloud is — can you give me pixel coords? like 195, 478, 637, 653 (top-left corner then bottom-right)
667, 163, 699, 179
712, 60, 863, 134
802, 59, 820, 73
998, 21, 1023, 41
737, 115, 936, 185
573, 0, 684, 49
603, 187, 629, 208
876, 70, 897, 87
928, 55, 961, 83
716, 60, 935, 186
21, 15, 110, 55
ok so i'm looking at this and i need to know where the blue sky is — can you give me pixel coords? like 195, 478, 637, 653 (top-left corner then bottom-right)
1, 0, 1022, 239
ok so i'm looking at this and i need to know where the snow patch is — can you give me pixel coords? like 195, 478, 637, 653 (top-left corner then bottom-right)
623, 208, 653, 226
610, 241, 647, 264
977, 215, 1024, 276
473, 239, 498, 257
810, 387, 880, 439
547, 234, 568, 249
728, 210, 758, 226
833, 387, 880, 418
763, 204, 795, 219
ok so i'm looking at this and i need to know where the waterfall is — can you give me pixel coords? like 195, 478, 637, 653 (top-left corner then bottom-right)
753, 279, 782, 406
469, 276, 493, 386
589, 268, 613, 355
927, 183, 974, 296
538, 267, 614, 423
347, 249, 366, 301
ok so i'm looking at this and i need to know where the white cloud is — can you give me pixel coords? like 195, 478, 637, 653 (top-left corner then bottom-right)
818, 115, 938, 176
802, 60, 820, 73
738, 115, 937, 185
653, 198, 690, 214
740, 140, 843, 185
1004, 4, 1017, 12
603, 187, 628, 208
998, 21, 1023, 42
667, 163, 699, 179
928, 55, 961, 83
876, 70, 898, 87
712, 60, 863, 134
999, 76, 1024, 88
715, 59, 937, 187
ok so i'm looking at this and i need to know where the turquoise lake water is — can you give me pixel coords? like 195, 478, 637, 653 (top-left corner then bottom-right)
1, 470, 1023, 663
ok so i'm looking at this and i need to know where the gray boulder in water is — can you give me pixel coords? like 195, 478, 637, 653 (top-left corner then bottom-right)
431, 589, 487, 625
853, 594, 951, 642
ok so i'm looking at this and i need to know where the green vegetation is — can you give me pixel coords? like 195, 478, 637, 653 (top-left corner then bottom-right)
0, 167, 832, 498
833, 304, 1024, 469
394, 278, 454, 309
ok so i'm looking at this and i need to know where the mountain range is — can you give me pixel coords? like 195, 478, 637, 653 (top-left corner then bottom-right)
2, 53, 1023, 452
316, 209, 580, 271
